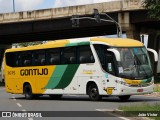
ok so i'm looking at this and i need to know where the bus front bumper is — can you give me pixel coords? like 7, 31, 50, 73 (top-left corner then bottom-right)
112, 83, 154, 96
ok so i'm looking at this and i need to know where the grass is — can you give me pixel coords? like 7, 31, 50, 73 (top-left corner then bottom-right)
154, 84, 160, 92
119, 103, 160, 120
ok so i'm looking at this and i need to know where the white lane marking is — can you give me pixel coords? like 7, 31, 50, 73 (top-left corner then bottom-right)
28, 118, 34, 120
118, 117, 130, 120
0, 88, 5, 90
96, 109, 130, 120
12, 95, 16, 100
12, 94, 15, 97
96, 109, 112, 111
16, 103, 22, 107
22, 109, 27, 112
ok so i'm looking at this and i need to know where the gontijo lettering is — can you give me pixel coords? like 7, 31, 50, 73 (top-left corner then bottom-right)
20, 68, 48, 76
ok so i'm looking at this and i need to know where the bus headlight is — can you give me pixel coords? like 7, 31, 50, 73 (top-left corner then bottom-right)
149, 79, 154, 85
115, 80, 130, 86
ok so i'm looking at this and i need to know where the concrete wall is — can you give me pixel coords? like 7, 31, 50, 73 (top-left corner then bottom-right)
0, 0, 144, 24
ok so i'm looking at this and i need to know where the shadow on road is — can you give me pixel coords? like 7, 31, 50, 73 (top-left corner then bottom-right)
11, 95, 160, 103
0, 82, 5, 87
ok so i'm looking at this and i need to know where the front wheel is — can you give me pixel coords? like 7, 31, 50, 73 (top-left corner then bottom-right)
24, 84, 34, 100
118, 95, 131, 101
88, 84, 101, 101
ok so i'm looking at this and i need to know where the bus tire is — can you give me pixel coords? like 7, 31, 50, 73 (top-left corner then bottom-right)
23, 84, 34, 100
49, 94, 62, 99
118, 95, 130, 101
88, 84, 101, 101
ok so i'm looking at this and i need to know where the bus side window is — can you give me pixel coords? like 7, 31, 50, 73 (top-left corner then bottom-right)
6, 52, 17, 67
105, 52, 116, 75
78, 45, 95, 64
24, 59, 31, 66
21, 52, 32, 66
62, 47, 76, 64
93, 44, 106, 69
46, 48, 60, 65
94, 44, 116, 75
33, 50, 46, 66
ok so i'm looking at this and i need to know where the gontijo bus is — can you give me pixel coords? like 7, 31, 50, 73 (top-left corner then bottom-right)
4, 37, 158, 101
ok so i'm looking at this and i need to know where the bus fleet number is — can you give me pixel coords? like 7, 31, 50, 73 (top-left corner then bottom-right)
7, 71, 15, 75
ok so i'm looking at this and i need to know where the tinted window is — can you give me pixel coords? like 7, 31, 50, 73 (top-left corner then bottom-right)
78, 45, 95, 63
47, 48, 60, 65
5, 45, 95, 67
21, 52, 32, 66
94, 44, 116, 75
6, 52, 17, 67
62, 47, 76, 64
33, 50, 46, 66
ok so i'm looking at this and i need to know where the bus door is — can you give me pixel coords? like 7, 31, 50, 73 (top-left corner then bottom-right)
102, 52, 117, 95
94, 44, 117, 95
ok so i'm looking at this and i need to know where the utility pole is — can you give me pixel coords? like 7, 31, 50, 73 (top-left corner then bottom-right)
71, 9, 122, 38
13, 0, 15, 12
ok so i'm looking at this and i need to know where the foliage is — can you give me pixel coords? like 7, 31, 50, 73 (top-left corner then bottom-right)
16, 41, 44, 47
119, 102, 160, 111
143, 0, 160, 19
154, 84, 160, 92
119, 103, 160, 120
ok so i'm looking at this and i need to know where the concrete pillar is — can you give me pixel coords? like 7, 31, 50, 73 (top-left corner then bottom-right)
147, 30, 160, 75
118, 12, 140, 40
0, 44, 11, 83
126, 27, 141, 41
0, 44, 12, 69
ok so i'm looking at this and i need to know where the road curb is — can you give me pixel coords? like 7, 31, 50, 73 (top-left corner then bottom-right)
144, 92, 160, 97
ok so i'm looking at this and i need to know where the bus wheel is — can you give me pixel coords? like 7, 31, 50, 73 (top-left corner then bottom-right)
24, 84, 33, 100
49, 94, 62, 99
118, 95, 131, 101
88, 84, 101, 101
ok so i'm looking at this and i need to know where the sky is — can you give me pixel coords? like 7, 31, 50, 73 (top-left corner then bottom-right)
0, 0, 117, 13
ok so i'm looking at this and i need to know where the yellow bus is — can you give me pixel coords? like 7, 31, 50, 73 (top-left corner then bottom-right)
4, 37, 158, 101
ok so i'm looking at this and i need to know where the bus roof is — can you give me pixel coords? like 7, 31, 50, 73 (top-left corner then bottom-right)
6, 37, 144, 52
90, 38, 144, 47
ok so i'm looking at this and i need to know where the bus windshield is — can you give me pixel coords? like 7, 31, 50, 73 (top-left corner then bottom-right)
114, 47, 153, 79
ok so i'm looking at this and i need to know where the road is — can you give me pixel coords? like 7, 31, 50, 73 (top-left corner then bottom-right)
0, 87, 160, 120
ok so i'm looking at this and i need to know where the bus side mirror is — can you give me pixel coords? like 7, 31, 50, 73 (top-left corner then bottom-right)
147, 48, 158, 62
107, 49, 121, 62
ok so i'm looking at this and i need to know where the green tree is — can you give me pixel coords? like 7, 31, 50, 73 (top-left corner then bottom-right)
143, 0, 160, 19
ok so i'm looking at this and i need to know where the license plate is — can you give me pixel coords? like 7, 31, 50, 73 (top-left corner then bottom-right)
137, 89, 143, 92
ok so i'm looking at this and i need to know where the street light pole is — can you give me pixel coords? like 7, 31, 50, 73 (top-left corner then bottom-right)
71, 9, 122, 38
13, 0, 15, 12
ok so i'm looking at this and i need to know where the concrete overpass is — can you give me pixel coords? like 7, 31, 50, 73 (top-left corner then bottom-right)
0, 0, 160, 74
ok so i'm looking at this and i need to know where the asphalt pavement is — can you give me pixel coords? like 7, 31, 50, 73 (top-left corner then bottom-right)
0, 87, 160, 120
